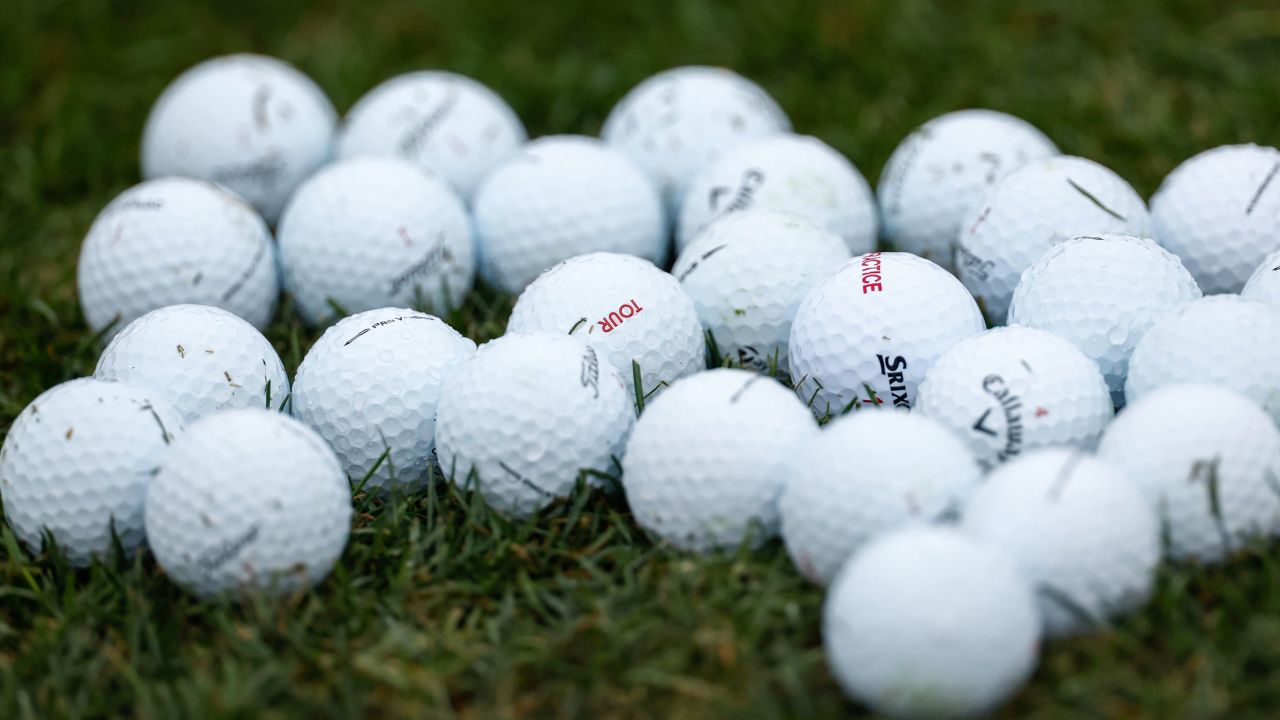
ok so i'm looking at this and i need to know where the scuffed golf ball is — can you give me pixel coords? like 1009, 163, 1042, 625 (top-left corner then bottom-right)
1242, 248, 1280, 307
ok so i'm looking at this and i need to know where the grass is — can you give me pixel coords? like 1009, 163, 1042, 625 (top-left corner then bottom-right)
4, 0, 1280, 716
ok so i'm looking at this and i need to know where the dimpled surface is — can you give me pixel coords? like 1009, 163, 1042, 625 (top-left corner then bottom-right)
337, 71, 526, 201
277, 157, 475, 326
1008, 233, 1202, 406
779, 410, 981, 586
1126, 295, 1280, 425
622, 369, 816, 552
436, 333, 634, 517
0, 379, 184, 566
878, 109, 1059, 270
141, 54, 337, 224
292, 308, 476, 491
1242, 248, 1280, 306
94, 304, 290, 424
145, 409, 351, 598
962, 449, 1160, 637
77, 177, 278, 337
1151, 144, 1280, 294
1098, 384, 1280, 564
824, 527, 1040, 720
473, 135, 665, 294
917, 326, 1114, 471
672, 210, 850, 374
676, 134, 878, 254
789, 251, 985, 419
956, 156, 1151, 322
507, 252, 705, 400
601, 66, 791, 214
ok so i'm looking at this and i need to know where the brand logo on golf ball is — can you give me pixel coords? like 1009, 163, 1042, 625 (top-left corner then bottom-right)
398, 83, 460, 157
580, 346, 600, 399
956, 244, 993, 282
860, 252, 885, 294
195, 523, 261, 573
972, 374, 1025, 467
596, 299, 644, 333
388, 235, 452, 296
876, 354, 910, 408
707, 168, 764, 213
212, 150, 285, 186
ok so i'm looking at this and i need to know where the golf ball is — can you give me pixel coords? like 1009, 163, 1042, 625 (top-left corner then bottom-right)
145, 408, 352, 598
916, 326, 1114, 471
94, 304, 290, 424
0, 379, 184, 566
789, 251, 985, 419
277, 156, 475, 326
672, 209, 850, 374
1008, 233, 1201, 405
878, 109, 1059, 270
956, 155, 1151, 322
622, 369, 817, 552
141, 54, 337, 224
676, 133, 878, 255
1150, 144, 1280, 294
779, 410, 981, 586
1098, 383, 1280, 564
336, 70, 526, 201
1242, 248, 1280, 307
291, 308, 477, 491
436, 332, 634, 517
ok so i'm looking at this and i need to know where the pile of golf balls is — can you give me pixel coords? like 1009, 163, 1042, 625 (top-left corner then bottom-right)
11, 53, 1280, 720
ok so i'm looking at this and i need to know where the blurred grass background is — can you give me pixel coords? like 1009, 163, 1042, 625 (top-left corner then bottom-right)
3, 0, 1280, 717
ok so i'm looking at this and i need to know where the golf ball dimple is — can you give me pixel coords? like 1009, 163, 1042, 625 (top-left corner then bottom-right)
473, 135, 666, 294
672, 209, 850, 374
277, 156, 476, 327
1241, 248, 1280, 308
788, 251, 986, 419
1098, 383, 1280, 564
1007, 233, 1202, 406
506, 252, 706, 401
622, 368, 817, 553
878, 109, 1059, 271
779, 410, 981, 586
291, 308, 477, 491
1150, 144, 1280, 294
145, 408, 352, 599
676, 133, 878, 255
94, 304, 290, 424
962, 449, 1160, 637
141, 53, 337, 224
917, 326, 1114, 471
337, 70, 527, 201
602, 66, 791, 214
435, 332, 634, 518
823, 526, 1041, 720
956, 155, 1151, 322
0, 379, 184, 567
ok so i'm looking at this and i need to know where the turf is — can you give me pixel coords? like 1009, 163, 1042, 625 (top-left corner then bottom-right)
4, 0, 1280, 717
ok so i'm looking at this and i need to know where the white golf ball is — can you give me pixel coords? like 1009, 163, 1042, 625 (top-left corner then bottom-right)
76, 177, 278, 337
779, 410, 981, 586
472, 135, 666, 294
141, 54, 337, 224
436, 332, 634, 518
1126, 295, 1280, 425
676, 133, 878, 255
824, 526, 1040, 720
956, 155, 1151, 322
145, 408, 352, 598
622, 369, 817, 552
1242, 248, 1280, 307
789, 251, 985, 419
601, 66, 791, 214
917, 326, 1114, 471
1151, 144, 1280, 294
94, 304, 290, 424
878, 109, 1059, 270
672, 209, 850, 374
0, 379, 184, 566
1098, 383, 1280, 564
507, 252, 705, 401
291, 308, 476, 491
277, 156, 475, 326
337, 70, 526, 201
962, 449, 1160, 637
1008, 233, 1201, 405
